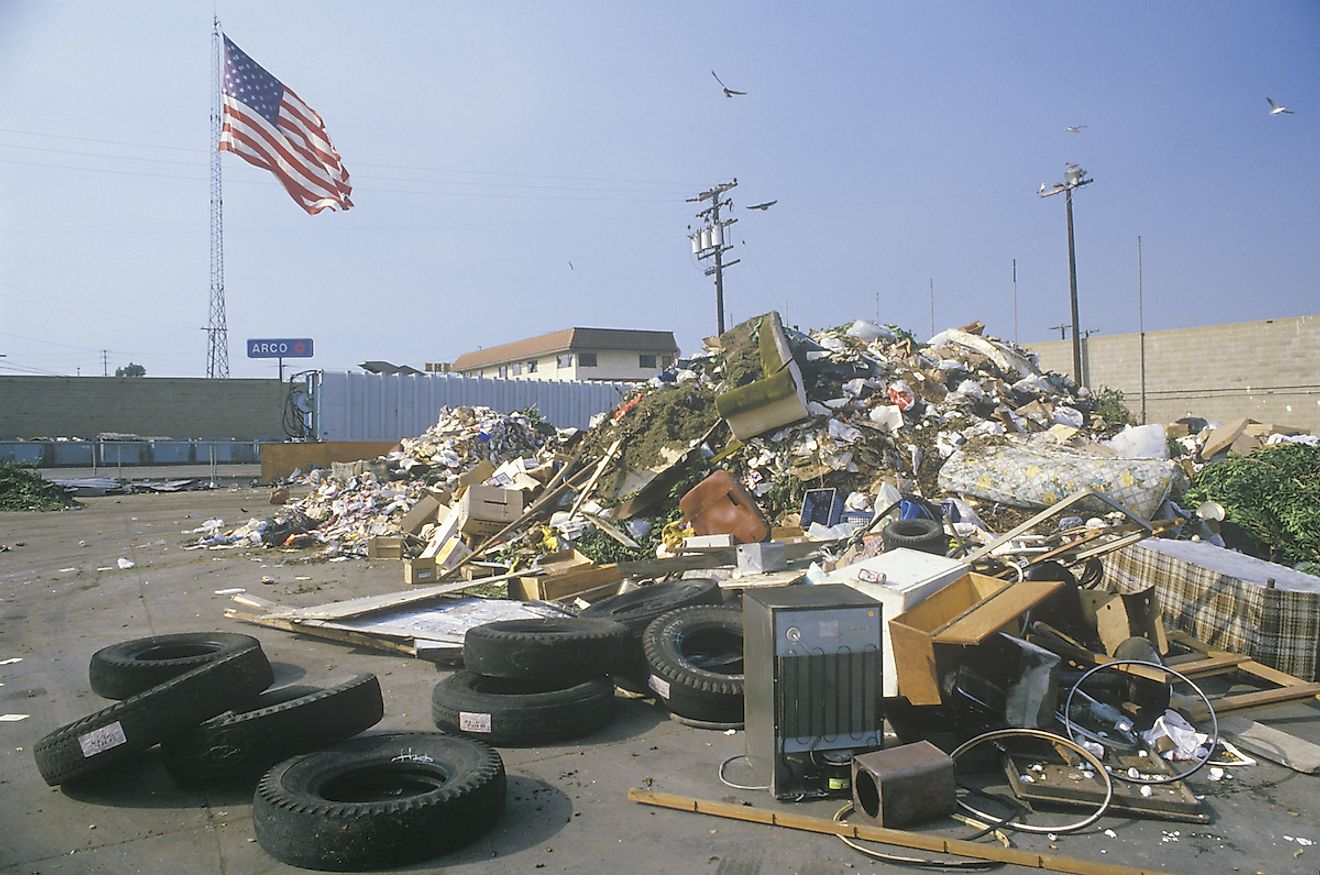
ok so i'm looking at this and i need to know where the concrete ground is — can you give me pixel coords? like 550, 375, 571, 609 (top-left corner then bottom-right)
2, 487, 1319, 874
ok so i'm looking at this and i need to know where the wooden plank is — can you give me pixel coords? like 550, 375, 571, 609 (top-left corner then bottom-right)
934, 580, 1064, 645
1218, 717, 1320, 774
225, 609, 420, 657
1178, 682, 1320, 720
567, 438, 622, 518
253, 572, 525, 622
627, 789, 1170, 875
259, 440, 399, 482
720, 569, 808, 589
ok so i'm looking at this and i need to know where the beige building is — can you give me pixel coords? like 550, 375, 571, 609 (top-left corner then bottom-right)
450, 327, 679, 383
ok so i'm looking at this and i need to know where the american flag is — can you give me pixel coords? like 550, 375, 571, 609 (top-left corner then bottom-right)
219, 35, 353, 215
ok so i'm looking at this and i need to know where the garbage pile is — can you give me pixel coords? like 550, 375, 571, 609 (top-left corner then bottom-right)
197, 406, 560, 556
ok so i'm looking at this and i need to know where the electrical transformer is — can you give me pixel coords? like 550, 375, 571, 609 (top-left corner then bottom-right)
743, 585, 884, 799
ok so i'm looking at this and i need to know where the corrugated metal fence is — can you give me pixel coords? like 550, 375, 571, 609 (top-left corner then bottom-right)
313, 371, 634, 441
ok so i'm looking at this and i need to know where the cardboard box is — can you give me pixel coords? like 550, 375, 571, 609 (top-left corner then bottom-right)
434, 536, 473, 574
511, 552, 622, 601
403, 557, 438, 585
826, 549, 969, 697
400, 494, 444, 535
458, 485, 525, 536
457, 459, 496, 491
889, 574, 1062, 705
736, 542, 787, 574
366, 535, 404, 559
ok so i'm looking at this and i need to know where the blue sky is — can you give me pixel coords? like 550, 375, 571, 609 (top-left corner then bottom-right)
1, 2, 1316, 378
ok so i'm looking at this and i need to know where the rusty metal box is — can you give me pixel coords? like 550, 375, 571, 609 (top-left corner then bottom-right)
851, 740, 955, 828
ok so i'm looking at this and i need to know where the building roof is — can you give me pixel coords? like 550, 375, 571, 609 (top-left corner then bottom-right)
451, 327, 678, 371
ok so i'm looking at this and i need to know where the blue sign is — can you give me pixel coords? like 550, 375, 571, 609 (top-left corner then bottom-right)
247, 338, 314, 358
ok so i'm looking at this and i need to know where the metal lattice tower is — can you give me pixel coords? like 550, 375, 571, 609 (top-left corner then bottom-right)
206, 17, 230, 379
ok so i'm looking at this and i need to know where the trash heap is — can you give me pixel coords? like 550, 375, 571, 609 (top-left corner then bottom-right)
199, 406, 560, 556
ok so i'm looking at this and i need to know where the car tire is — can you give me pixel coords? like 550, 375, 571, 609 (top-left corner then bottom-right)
642, 605, 744, 724
33, 645, 274, 786
88, 632, 264, 700
252, 732, 505, 871
577, 578, 723, 634
160, 674, 385, 785
463, 618, 629, 681
882, 518, 947, 555
431, 671, 614, 746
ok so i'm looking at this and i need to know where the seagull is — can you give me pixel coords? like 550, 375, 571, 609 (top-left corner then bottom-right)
1267, 97, 1294, 116
746, 200, 777, 211
568, 261, 575, 271
711, 70, 745, 98
1065, 125, 1087, 133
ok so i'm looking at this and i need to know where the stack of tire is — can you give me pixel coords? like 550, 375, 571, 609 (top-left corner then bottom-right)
32, 631, 507, 871
575, 578, 744, 728
433, 616, 631, 745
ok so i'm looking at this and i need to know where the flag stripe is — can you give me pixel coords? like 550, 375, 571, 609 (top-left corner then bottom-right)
220, 128, 340, 213
219, 34, 352, 215
222, 96, 343, 199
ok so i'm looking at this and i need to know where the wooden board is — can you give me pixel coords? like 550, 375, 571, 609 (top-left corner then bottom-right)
1218, 717, 1320, 774
252, 572, 524, 622
259, 440, 398, 482
1177, 682, 1320, 721
1004, 752, 1207, 823
934, 580, 1064, 645
628, 788, 1170, 875
720, 569, 808, 589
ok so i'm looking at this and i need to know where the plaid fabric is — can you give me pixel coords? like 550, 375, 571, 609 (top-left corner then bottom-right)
1104, 539, 1320, 681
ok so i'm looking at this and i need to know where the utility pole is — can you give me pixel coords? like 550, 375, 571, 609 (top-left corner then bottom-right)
928, 278, 935, 336
688, 179, 739, 335
1012, 259, 1018, 344
101, 350, 108, 376
1039, 163, 1094, 386
1049, 322, 1070, 340
207, 16, 230, 379
1137, 235, 1147, 424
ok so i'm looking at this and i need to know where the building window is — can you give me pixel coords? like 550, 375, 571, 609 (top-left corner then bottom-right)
557, 353, 573, 368
638, 354, 657, 369
498, 365, 507, 379
578, 352, 598, 368
527, 359, 538, 373
513, 361, 523, 376
661, 354, 674, 369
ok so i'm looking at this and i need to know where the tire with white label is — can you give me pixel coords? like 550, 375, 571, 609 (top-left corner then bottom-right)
33, 645, 274, 786
160, 674, 385, 785
642, 605, 744, 724
462, 618, 629, 682
431, 671, 614, 746
253, 732, 505, 871
88, 631, 264, 700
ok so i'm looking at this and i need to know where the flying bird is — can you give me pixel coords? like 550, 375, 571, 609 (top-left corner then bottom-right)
1267, 97, 1294, 116
711, 70, 745, 98
746, 200, 777, 211
1065, 125, 1088, 133
568, 261, 575, 271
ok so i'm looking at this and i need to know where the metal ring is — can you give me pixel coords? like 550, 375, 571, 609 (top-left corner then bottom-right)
949, 727, 1114, 834
1061, 658, 1219, 785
